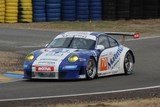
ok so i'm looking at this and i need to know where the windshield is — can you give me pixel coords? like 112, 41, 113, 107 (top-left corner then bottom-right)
47, 37, 96, 50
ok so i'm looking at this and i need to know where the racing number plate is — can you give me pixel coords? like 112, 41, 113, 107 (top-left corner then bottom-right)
35, 66, 54, 72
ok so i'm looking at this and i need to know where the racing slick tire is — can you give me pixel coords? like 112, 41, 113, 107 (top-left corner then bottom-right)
86, 58, 97, 79
124, 51, 134, 75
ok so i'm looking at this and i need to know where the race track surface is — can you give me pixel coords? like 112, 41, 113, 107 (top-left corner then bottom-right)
0, 28, 160, 100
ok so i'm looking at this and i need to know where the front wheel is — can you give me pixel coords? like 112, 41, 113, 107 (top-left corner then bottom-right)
124, 52, 134, 75
86, 58, 97, 80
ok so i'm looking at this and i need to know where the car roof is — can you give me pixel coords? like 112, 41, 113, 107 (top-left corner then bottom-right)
62, 31, 104, 37
55, 31, 106, 41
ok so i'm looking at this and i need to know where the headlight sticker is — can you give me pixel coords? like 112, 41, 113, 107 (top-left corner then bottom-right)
68, 55, 79, 62
26, 54, 34, 61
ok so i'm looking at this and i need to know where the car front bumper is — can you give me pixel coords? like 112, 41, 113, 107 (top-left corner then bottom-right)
24, 69, 86, 80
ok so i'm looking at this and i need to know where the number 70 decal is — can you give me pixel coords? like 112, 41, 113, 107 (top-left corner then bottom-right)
100, 57, 108, 71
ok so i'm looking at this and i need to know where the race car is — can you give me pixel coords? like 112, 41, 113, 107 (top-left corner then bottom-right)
23, 31, 140, 80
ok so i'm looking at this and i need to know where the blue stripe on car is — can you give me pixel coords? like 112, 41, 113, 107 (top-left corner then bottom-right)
23, 49, 43, 79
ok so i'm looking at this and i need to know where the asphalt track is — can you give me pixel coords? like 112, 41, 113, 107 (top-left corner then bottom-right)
0, 28, 160, 101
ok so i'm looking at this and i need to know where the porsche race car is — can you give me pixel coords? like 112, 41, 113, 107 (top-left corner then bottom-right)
23, 31, 140, 80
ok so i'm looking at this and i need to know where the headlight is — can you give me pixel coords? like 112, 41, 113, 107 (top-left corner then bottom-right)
68, 55, 79, 62
25, 54, 34, 61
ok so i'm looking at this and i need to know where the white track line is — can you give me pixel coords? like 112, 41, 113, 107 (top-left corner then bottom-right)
0, 85, 160, 102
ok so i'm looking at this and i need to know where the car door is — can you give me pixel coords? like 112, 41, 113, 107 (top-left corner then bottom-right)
97, 35, 121, 77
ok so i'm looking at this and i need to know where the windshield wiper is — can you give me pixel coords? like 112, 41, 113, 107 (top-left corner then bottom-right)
67, 36, 75, 48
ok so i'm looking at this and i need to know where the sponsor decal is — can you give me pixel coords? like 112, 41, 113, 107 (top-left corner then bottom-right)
40, 58, 58, 61
79, 75, 86, 79
37, 61, 55, 65
61, 34, 87, 38
98, 71, 112, 76
79, 58, 87, 62
100, 57, 108, 71
45, 49, 71, 57
35, 66, 54, 72
108, 46, 123, 69
63, 65, 78, 70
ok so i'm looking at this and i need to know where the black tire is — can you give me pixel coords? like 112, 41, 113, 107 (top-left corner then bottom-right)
86, 58, 97, 80
124, 52, 134, 75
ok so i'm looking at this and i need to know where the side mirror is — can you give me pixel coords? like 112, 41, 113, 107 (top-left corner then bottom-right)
96, 45, 105, 51
45, 44, 49, 47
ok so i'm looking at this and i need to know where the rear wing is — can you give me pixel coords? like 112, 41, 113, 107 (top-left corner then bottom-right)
105, 32, 140, 43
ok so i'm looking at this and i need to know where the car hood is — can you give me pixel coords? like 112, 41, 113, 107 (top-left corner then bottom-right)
32, 48, 79, 69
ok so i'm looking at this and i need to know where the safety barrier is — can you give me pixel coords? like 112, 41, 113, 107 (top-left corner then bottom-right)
117, 0, 130, 19
33, 0, 46, 22
5, 0, 18, 23
102, 0, 160, 20
62, 0, 76, 21
102, 0, 117, 20
90, 0, 102, 20
0, 0, 5, 23
0, 0, 160, 23
143, 0, 159, 19
46, 0, 61, 21
19, 0, 32, 22
77, 0, 89, 21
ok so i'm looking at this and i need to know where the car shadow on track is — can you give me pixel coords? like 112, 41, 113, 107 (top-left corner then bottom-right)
23, 74, 131, 83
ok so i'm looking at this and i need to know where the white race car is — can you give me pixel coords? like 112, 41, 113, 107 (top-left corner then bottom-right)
23, 31, 140, 80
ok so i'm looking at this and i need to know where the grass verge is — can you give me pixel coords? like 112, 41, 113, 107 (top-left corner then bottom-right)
0, 19, 160, 36
49, 98, 160, 107
0, 74, 13, 83
0, 51, 24, 74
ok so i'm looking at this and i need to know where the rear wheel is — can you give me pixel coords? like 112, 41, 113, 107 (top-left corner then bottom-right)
86, 58, 97, 79
124, 52, 134, 75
